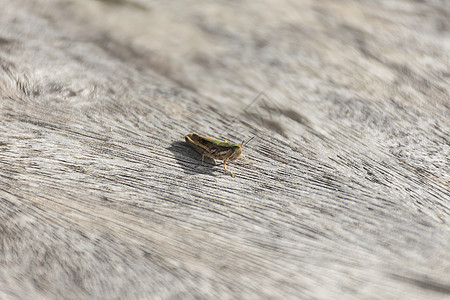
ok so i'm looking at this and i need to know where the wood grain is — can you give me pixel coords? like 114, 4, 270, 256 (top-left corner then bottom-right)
1, 0, 449, 299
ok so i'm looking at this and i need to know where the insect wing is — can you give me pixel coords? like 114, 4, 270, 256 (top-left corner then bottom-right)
192, 134, 239, 148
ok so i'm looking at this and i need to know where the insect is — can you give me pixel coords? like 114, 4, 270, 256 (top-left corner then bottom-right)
185, 133, 253, 177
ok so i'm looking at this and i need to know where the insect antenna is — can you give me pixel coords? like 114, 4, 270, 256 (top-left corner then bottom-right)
242, 136, 254, 148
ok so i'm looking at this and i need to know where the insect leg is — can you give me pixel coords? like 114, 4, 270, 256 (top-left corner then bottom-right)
241, 154, 253, 165
223, 159, 235, 177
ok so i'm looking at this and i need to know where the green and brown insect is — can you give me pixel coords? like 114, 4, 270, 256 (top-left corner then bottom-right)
185, 133, 253, 177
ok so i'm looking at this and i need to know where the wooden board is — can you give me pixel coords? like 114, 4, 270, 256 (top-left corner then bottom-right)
1, 0, 449, 298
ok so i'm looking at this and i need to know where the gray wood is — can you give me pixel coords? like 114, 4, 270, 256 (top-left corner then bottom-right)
1, 0, 449, 299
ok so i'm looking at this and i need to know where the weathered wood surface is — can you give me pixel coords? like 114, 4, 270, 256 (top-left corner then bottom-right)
1, 0, 449, 299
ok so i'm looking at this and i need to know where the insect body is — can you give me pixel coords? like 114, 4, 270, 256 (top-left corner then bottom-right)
185, 133, 253, 177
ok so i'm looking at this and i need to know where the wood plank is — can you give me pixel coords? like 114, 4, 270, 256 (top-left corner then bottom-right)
1, 0, 449, 298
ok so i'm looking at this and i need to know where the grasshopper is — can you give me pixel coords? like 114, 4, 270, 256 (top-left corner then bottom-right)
185, 133, 253, 177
